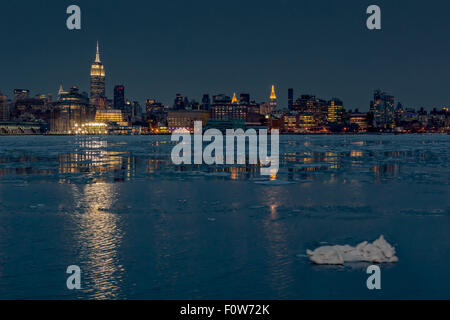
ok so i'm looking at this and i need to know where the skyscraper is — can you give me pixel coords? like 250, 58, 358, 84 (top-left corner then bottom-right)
371, 90, 395, 129
231, 92, 238, 104
90, 41, 106, 107
270, 85, 277, 108
288, 88, 294, 110
114, 85, 125, 111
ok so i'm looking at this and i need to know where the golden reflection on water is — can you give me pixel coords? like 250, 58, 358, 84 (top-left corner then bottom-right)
260, 188, 292, 297
72, 180, 125, 300
67, 138, 126, 299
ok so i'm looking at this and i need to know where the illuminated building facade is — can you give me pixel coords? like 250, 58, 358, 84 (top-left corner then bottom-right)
298, 113, 315, 131
269, 85, 277, 108
292, 95, 328, 126
282, 114, 298, 132
94, 109, 126, 124
167, 110, 209, 132
231, 92, 238, 104
90, 42, 106, 107
327, 99, 344, 124
371, 90, 395, 129
210, 94, 247, 121
52, 86, 89, 133
350, 112, 369, 131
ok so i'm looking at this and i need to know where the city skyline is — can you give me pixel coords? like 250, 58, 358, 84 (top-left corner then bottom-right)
0, 40, 447, 112
1, 1, 450, 110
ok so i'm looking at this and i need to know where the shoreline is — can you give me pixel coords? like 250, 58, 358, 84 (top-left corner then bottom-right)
0, 132, 449, 137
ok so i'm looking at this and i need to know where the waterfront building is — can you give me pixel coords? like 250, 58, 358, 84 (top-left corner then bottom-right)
94, 109, 126, 124
349, 112, 369, 131
52, 86, 89, 133
327, 98, 344, 124
167, 110, 209, 132
371, 90, 395, 129
298, 112, 315, 131
210, 94, 247, 121
282, 113, 298, 132
292, 94, 328, 126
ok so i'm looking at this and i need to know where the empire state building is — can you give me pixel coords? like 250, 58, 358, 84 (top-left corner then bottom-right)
90, 41, 106, 107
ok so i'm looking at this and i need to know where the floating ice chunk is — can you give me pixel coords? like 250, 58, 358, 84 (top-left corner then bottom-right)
307, 235, 398, 265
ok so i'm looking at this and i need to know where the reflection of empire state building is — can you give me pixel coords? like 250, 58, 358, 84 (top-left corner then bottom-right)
90, 41, 106, 108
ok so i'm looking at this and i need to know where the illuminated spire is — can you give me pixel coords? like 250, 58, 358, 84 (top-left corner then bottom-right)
95, 41, 101, 63
270, 85, 277, 100
58, 85, 64, 95
232, 92, 238, 104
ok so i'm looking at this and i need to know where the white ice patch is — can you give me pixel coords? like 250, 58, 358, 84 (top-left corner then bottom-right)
307, 235, 399, 265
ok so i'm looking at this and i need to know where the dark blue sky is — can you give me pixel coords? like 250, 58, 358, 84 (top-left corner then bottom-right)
1, 0, 450, 110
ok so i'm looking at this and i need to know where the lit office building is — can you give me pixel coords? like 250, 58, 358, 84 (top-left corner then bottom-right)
327, 99, 344, 124
298, 113, 315, 131
350, 112, 369, 131
210, 94, 247, 121
94, 109, 126, 124
371, 90, 395, 129
167, 110, 209, 132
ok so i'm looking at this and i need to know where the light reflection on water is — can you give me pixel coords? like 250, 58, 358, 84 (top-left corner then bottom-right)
69, 182, 125, 300
0, 135, 449, 299
0, 135, 447, 184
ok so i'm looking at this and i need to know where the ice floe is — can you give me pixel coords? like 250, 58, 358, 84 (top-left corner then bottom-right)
307, 235, 398, 265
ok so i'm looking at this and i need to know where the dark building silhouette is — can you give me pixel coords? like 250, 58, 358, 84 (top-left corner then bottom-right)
174, 94, 185, 110
114, 85, 125, 110
288, 88, 294, 110
239, 93, 250, 105
201, 94, 210, 110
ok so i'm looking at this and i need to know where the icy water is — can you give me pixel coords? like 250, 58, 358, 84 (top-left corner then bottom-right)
0, 135, 449, 300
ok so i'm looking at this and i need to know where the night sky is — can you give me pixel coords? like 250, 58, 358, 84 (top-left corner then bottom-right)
1, 0, 450, 110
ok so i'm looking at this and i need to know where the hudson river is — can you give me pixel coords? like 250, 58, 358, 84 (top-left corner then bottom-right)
0, 135, 448, 299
